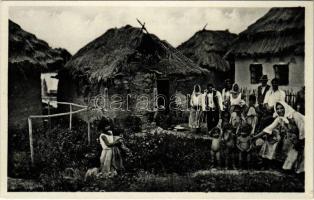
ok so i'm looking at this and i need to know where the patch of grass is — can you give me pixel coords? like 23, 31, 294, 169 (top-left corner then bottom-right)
80, 170, 304, 192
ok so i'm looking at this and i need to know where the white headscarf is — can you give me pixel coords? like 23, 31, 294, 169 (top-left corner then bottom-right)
271, 101, 305, 139
273, 101, 296, 124
191, 84, 202, 107
192, 84, 201, 96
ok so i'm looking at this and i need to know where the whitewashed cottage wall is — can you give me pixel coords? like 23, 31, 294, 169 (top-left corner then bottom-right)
234, 55, 304, 91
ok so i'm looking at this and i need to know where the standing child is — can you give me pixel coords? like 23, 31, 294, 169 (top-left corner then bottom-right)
243, 94, 259, 135
98, 117, 130, 175
221, 123, 237, 169
209, 127, 222, 169
236, 123, 253, 169
221, 111, 231, 129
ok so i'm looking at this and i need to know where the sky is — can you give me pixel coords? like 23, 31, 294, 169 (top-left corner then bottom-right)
9, 6, 270, 55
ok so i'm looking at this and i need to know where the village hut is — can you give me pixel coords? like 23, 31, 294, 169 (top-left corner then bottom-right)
9, 20, 71, 131
58, 25, 211, 127
226, 7, 305, 91
177, 29, 237, 89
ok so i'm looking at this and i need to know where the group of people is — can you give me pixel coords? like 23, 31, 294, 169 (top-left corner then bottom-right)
189, 76, 305, 173
92, 75, 305, 177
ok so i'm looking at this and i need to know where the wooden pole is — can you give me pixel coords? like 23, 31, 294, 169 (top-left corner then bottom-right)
87, 121, 91, 145
28, 118, 34, 166
48, 100, 51, 132
29, 107, 87, 119
69, 104, 72, 130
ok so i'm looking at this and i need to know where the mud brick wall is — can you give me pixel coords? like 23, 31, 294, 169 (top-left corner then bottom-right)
8, 64, 43, 131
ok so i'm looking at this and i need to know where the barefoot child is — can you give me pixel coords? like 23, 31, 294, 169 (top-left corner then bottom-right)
222, 123, 236, 169
209, 127, 222, 168
236, 123, 253, 169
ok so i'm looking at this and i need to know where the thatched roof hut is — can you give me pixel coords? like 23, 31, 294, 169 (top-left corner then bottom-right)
58, 25, 211, 127
63, 25, 209, 84
227, 7, 304, 57
228, 7, 305, 91
9, 20, 71, 72
9, 20, 71, 130
177, 29, 237, 72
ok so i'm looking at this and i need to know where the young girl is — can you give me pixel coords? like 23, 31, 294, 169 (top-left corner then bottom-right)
98, 117, 129, 174
243, 94, 258, 135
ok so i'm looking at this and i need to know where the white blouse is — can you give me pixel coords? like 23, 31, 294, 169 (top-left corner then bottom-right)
99, 133, 113, 149
230, 93, 242, 106
190, 93, 203, 107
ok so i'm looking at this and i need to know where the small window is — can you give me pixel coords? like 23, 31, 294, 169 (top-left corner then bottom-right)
273, 64, 289, 85
249, 63, 263, 84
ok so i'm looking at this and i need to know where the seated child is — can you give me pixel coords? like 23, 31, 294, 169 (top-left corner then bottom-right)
253, 128, 281, 170
236, 123, 253, 169
221, 123, 236, 169
209, 127, 222, 168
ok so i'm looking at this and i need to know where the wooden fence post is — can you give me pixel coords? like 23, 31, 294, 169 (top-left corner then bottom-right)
28, 118, 34, 166
69, 104, 72, 130
48, 100, 51, 132
87, 121, 91, 145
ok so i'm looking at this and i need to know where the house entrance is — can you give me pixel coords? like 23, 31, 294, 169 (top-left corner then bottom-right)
156, 79, 170, 111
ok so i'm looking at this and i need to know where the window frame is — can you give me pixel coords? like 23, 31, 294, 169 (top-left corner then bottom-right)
273, 63, 289, 85
249, 63, 263, 84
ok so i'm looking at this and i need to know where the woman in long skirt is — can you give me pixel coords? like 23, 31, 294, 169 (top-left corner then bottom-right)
189, 84, 203, 134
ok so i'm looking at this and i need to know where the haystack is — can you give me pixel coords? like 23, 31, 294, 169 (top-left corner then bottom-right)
58, 25, 211, 126
177, 29, 237, 88
9, 20, 71, 130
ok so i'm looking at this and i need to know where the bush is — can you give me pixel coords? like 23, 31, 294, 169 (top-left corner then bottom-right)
123, 131, 211, 174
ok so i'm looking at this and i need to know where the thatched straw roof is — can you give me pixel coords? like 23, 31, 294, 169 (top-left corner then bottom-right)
228, 7, 304, 57
9, 20, 71, 72
177, 30, 237, 72
64, 25, 210, 84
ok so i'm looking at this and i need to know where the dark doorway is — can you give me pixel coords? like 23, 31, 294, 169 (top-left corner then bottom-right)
156, 79, 170, 111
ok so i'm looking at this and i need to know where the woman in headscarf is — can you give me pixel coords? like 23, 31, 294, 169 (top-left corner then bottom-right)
229, 83, 244, 114
253, 101, 304, 173
222, 78, 232, 111
189, 84, 203, 134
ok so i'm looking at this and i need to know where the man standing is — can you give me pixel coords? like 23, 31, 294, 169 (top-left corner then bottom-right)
259, 78, 286, 130
202, 83, 223, 132
263, 78, 286, 110
257, 75, 271, 106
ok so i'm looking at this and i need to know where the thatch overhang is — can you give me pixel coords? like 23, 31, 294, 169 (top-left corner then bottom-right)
63, 25, 210, 85
9, 20, 71, 75
177, 29, 237, 72
227, 7, 305, 58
